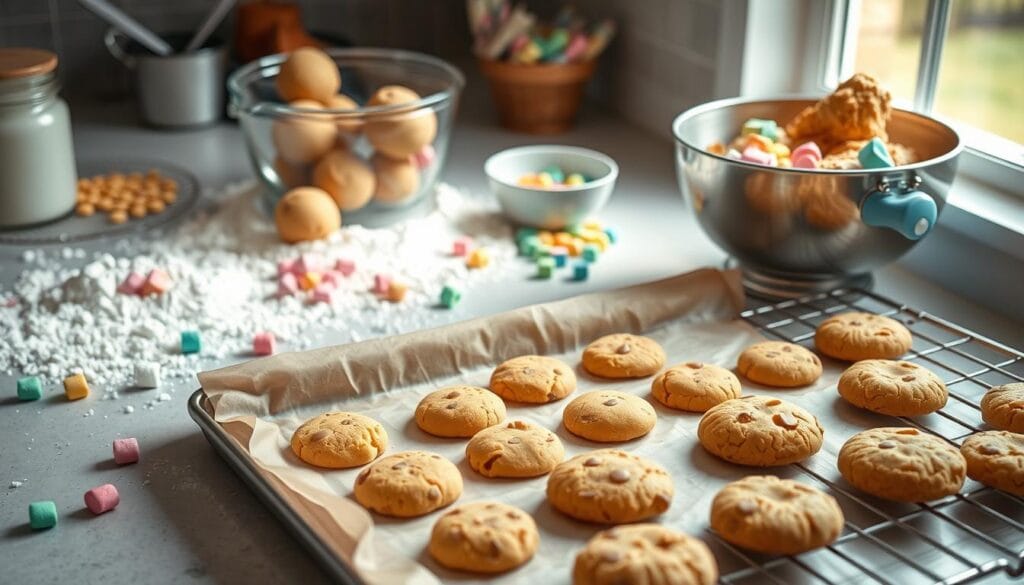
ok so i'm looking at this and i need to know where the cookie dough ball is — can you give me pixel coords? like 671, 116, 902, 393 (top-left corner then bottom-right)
364, 85, 438, 159
274, 186, 341, 243
313, 149, 376, 212
272, 99, 337, 164
272, 155, 310, 189
325, 94, 363, 135
276, 47, 341, 103
372, 154, 421, 205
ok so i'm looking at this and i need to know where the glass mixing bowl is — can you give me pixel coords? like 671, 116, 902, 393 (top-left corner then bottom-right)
228, 48, 464, 226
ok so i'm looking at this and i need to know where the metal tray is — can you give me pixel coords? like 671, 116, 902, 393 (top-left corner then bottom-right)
189, 287, 1024, 585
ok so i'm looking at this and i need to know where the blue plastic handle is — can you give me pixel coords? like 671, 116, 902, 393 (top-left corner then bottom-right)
861, 189, 937, 240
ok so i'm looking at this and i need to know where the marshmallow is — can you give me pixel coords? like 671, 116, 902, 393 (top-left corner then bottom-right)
29, 501, 57, 530
63, 372, 89, 401
113, 438, 140, 465
117, 272, 145, 295
180, 330, 201, 354
386, 282, 408, 303
572, 261, 589, 281
312, 285, 337, 304
277, 272, 299, 298
793, 155, 820, 169
549, 246, 568, 268
253, 331, 276, 355
298, 272, 321, 291
276, 258, 296, 277
84, 483, 120, 515
293, 253, 323, 275
440, 285, 461, 308
791, 141, 822, 161
17, 376, 42, 401
134, 362, 160, 388
741, 146, 777, 166
466, 248, 490, 269
536, 257, 555, 279
582, 244, 600, 263
333, 258, 356, 277
452, 236, 473, 257
858, 137, 894, 169
139, 269, 172, 296
373, 274, 391, 295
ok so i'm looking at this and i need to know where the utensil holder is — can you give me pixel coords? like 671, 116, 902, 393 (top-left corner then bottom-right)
478, 58, 596, 134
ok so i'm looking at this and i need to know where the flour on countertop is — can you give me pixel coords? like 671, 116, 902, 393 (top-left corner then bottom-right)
0, 182, 518, 392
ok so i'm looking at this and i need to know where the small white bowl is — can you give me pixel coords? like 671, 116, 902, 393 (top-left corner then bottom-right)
485, 145, 618, 229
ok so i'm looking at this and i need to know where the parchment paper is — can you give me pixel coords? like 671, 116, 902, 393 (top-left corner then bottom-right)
198, 268, 868, 584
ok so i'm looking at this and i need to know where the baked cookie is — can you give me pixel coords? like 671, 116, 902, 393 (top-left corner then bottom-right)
290, 411, 388, 469
547, 449, 674, 524
581, 334, 666, 379
415, 386, 506, 438
961, 431, 1024, 496
710, 475, 844, 555
698, 396, 824, 466
736, 341, 822, 387
465, 420, 564, 478
563, 391, 657, 442
815, 312, 912, 361
980, 383, 1024, 433
572, 524, 717, 585
838, 427, 965, 502
490, 355, 576, 403
651, 362, 742, 412
353, 451, 462, 517
837, 359, 947, 416
429, 502, 539, 573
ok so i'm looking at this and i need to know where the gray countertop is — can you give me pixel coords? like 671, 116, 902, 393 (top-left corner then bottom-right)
2, 84, 1021, 585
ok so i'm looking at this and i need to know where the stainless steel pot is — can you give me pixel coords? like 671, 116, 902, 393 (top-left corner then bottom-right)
672, 97, 962, 298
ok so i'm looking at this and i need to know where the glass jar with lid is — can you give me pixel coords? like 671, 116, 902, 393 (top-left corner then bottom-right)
0, 48, 77, 227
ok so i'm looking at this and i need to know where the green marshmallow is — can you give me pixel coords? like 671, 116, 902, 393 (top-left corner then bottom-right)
536, 257, 555, 279
29, 501, 57, 530
540, 165, 565, 183
17, 376, 42, 401
180, 330, 201, 354
440, 285, 461, 309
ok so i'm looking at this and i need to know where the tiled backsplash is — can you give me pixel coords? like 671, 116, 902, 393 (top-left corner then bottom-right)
0, 0, 736, 138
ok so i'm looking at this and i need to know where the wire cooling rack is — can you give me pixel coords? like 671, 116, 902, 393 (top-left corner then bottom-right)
712, 288, 1024, 585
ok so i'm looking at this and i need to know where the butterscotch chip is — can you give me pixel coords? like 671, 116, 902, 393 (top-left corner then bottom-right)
698, 396, 824, 466
562, 391, 656, 442
290, 411, 388, 469
737, 341, 822, 387
837, 359, 947, 416
109, 210, 128, 224
466, 420, 563, 478
838, 427, 965, 502
961, 430, 1024, 496
651, 362, 741, 412
582, 333, 665, 378
490, 355, 576, 403
429, 502, 538, 573
414, 386, 506, 438
815, 312, 912, 361
353, 451, 462, 517
981, 383, 1024, 432
75, 203, 95, 217
710, 475, 844, 555
573, 524, 717, 585
547, 449, 673, 524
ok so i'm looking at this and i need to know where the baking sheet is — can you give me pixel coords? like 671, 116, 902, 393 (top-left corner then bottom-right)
196, 268, 890, 584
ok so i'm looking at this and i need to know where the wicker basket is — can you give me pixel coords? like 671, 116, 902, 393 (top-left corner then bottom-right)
478, 58, 597, 134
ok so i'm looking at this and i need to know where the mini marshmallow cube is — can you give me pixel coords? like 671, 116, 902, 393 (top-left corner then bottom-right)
373, 274, 391, 294
112, 438, 140, 465
29, 501, 57, 530
140, 268, 172, 296
440, 285, 461, 308
541, 165, 565, 183
293, 253, 322, 275
386, 282, 408, 303
117, 272, 145, 295
603, 227, 618, 244
536, 173, 554, 187
519, 235, 542, 257
536, 257, 555, 279
84, 483, 120, 515
741, 146, 777, 166
554, 232, 574, 246
312, 285, 337, 304
549, 246, 568, 268
791, 141, 822, 161
334, 258, 356, 276
572, 261, 589, 281
411, 145, 436, 169
133, 362, 160, 388
582, 244, 600, 263
582, 220, 603, 231
515, 227, 538, 243
277, 272, 299, 298
858, 137, 894, 169
466, 248, 490, 269
565, 173, 585, 186
276, 258, 296, 277
530, 245, 550, 261
566, 223, 584, 236
320, 271, 344, 288
741, 118, 778, 140
726, 148, 743, 160
452, 236, 473, 257
17, 376, 42, 401
180, 330, 201, 354
63, 372, 89, 401
253, 332, 276, 355
567, 239, 584, 257
537, 231, 555, 246
793, 155, 819, 169
743, 133, 774, 152
298, 272, 321, 291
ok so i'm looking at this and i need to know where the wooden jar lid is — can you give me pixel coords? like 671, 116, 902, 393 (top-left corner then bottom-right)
0, 48, 58, 79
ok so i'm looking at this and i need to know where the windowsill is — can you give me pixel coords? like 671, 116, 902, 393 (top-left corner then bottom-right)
942, 173, 1024, 259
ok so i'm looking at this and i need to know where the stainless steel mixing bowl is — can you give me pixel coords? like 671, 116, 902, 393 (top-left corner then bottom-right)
672, 97, 962, 298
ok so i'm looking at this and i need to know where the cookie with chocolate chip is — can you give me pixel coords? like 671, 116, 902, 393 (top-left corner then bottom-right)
815, 311, 912, 361
737, 341, 822, 387
429, 502, 539, 573
490, 355, 576, 403
582, 334, 666, 379
547, 449, 674, 523
697, 396, 824, 466
573, 524, 717, 585
563, 391, 657, 442
961, 430, 1024, 496
415, 386, 506, 438
837, 359, 947, 416
838, 427, 965, 502
353, 450, 462, 517
291, 411, 388, 469
465, 420, 564, 478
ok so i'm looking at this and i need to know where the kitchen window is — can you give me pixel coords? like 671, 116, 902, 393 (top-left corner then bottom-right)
821, 0, 1024, 195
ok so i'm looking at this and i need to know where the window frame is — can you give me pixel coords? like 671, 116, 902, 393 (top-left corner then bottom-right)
818, 0, 1023, 195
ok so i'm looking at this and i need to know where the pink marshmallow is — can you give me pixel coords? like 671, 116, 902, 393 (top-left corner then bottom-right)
410, 145, 436, 170
293, 253, 322, 275
372, 274, 391, 295
84, 483, 120, 515
253, 331, 276, 355
793, 154, 820, 169
741, 146, 777, 166
276, 258, 296, 277
333, 258, 356, 277
140, 268, 172, 296
277, 272, 299, 298
791, 141, 822, 161
320, 271, 345, 287
452, 236, 473, 257
117, 272, 145, 295
312, 285, 337, 304
112, 437, 140, 465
